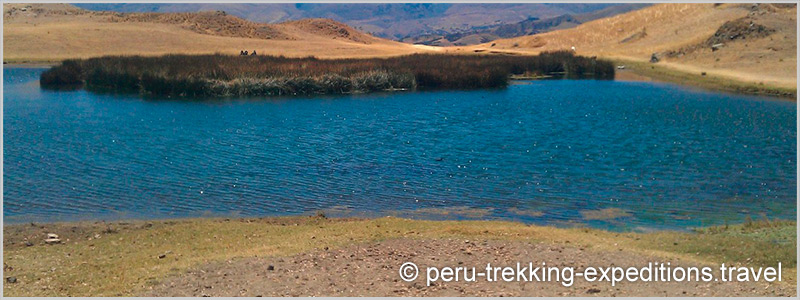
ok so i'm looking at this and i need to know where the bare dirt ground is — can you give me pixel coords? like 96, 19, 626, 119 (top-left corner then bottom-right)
141, 238, 792, 297
4, 216, 795, 296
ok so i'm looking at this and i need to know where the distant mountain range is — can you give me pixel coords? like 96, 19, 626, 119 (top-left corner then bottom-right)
399, 3, 650, 46
73, 3, 645, 42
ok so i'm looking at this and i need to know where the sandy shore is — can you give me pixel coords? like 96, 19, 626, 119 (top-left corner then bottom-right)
614, 69, 658, 83
3, 216, 795, 297
612, 59, 796, 99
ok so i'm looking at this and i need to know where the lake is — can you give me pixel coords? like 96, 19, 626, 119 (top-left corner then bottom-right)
3, 67, 796, 230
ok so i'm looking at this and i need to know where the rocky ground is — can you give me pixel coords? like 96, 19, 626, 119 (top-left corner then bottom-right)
5, 216, 794, 297
141, 238, 793, 297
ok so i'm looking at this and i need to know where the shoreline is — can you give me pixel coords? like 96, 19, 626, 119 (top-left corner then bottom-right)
2, 62, 58, 68
4, 211, 795, 232
3, 215, 796, 296
13, 58, 796, 100
613, 59, 797, 100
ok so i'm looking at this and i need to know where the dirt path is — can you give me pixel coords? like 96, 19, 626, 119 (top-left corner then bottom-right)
141, 238, 793, 297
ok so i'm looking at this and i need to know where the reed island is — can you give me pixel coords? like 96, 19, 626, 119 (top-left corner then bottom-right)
40, 51, 615, 97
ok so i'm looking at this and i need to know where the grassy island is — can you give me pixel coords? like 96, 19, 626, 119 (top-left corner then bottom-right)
40, 52, 614, 97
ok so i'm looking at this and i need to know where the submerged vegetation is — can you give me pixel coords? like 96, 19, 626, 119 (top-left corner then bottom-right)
40, 52, 614, 97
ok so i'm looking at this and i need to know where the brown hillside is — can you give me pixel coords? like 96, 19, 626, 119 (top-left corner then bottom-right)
2, 3, 426, 62
4, 3, 83, 16
280, 18, 378, 44
463, 3, 796, 89
106, 11, 293, 40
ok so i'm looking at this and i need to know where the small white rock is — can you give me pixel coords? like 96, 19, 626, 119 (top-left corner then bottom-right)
44, 238, 61, 244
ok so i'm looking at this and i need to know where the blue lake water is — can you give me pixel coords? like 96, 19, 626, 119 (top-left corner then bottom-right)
3, 68, 796, 230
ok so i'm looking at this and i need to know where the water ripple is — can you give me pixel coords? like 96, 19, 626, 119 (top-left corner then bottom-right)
3, 69, 796, 230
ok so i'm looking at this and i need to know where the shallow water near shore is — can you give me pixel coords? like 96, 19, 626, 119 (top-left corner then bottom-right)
3, 68, 796, 230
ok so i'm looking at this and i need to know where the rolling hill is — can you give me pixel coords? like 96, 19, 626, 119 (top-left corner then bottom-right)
462, 3, 797, 90
71, 3, 623, 40
2, 3, 428, 62
400, 4, 651, 46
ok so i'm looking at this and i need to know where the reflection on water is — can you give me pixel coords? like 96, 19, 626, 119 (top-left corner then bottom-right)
3, 68, 796, 231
